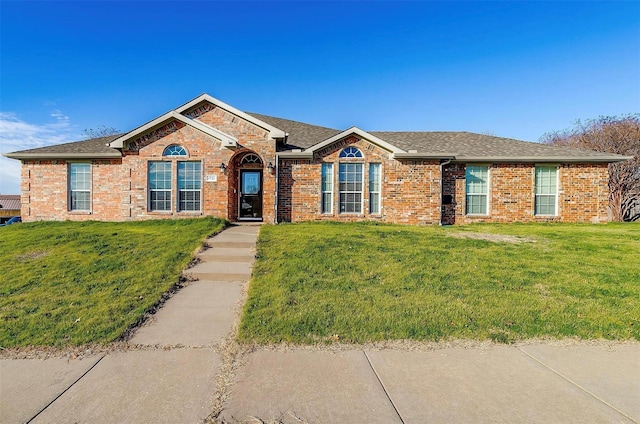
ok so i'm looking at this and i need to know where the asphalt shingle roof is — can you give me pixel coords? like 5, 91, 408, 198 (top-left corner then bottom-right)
247, 113, 341, 150
3, 114, 628, 162
4, 134, 123, 158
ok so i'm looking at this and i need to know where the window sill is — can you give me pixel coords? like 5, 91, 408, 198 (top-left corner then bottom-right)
465, 214, 490, 218
68, 211, 91, 215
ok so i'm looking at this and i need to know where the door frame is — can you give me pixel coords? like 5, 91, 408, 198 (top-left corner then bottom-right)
238, 168, 263, 221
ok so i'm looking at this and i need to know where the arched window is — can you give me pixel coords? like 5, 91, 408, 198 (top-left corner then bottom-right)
339, 147, 363, 158
241, 153, 262, 165
163, 145, 187, 157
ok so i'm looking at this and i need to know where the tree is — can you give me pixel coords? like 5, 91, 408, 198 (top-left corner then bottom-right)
540, 115, 640, 222
82, 125, 120, 139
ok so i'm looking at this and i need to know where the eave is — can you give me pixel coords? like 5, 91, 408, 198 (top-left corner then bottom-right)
3, 152, 122, 160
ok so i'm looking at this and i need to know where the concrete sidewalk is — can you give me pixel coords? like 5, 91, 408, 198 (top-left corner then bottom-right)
0, 224, 258, 424
221, 343, 639, 424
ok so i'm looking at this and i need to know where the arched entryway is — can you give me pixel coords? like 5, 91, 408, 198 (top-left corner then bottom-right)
228, 150, 264, 221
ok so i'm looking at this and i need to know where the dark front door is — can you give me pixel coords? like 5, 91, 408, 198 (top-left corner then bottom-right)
239, 170, 262, 220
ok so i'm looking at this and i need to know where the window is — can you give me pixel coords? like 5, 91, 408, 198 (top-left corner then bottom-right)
465, 165, 489, 215
241, 153, 262, 165
535, 166, 558, 215
369, 163, 381, 214
69, 163, 91, 211
339, 163, 363, 213
339, 147, 363, 158
163, 145, 187, 157
178, 162, 202, 211
148, 162, 172, 211
321, 163, 333, 214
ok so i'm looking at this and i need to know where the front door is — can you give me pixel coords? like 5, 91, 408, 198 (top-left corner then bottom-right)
239, 170, 262, 220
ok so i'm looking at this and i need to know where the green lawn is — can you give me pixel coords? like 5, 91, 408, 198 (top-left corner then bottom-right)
0, 217, 225, 348
239, 222, 640, 344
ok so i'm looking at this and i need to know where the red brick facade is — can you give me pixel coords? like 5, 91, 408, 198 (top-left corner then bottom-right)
16, 99, 613, 225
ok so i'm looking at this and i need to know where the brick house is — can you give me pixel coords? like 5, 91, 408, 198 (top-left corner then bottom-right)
3, 94, 631, 225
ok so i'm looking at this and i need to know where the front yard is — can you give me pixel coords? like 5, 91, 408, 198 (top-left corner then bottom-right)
0, 218, 225, 347
239, 222, 640, 344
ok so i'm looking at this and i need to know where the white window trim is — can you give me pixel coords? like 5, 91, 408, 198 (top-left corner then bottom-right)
68, 162, 92, 212
148, 161, 172, 213
534, 165, 559, 217
369, 163, 382, 215
321, 163, 333, 214
177, 161, 203, 212
338, 162, 364, 214
465, 164, 490, 216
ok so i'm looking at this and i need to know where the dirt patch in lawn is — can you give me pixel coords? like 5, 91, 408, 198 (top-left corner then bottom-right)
447, 232, 537, 244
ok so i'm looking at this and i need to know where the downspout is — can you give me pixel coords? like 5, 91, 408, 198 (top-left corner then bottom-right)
439, 158, 453, 226
274, 153, 279, 224
274, 133, 289, 224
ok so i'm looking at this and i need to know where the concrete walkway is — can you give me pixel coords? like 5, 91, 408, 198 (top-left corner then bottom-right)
0, 224, 258, 424
2, 223, 639, 424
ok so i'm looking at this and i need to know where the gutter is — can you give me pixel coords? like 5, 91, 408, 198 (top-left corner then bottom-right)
2, 152, 122, 160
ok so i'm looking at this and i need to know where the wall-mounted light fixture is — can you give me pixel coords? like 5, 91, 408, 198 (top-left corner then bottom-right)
267, 162, 275, 173
219, 162, 227, 171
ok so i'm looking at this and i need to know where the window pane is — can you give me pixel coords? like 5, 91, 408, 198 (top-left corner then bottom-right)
535, 167, 557, 215
339, 163, 363, 213
178, 161, 201, 211
369, 163, 381, 214
465, 165, 488, 214
69, 163, 91, 211
321, 163, 333, 213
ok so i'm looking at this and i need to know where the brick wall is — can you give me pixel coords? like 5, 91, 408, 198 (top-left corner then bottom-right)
442, 162, 609, 224
17, 101, 612, 225
21, 101, 278, 223
277, 136, 441, 224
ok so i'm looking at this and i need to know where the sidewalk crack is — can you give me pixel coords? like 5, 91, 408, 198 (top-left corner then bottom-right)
363, 350, 405, 424
517, 347, 637, 424
26, 354, 107, 423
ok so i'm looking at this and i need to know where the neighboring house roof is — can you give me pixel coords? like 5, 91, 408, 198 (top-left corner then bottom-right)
0, 194, 21, 210
2, 94, 632, 163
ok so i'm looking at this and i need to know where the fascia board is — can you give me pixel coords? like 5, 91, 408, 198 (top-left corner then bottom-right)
453, 155, 634, 163
3, 152, 122, 160
108, 111, 175, 148
308, 127, 406, 154
175, 93, 287, 139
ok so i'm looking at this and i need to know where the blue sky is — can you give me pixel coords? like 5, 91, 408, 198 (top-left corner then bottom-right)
1, 1, 639, 193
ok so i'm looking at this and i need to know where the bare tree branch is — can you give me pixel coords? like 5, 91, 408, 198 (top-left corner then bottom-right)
540, 114, 640, 222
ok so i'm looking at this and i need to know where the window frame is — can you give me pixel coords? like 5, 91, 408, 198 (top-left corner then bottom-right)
338, 162, 364, 214
177, 161, 202, 212
369, 163, 381, 214
321, 163, 333, 214
465, 164, 490, 216
68, 162, 92, 212
534, 165, 559, 216
148, 161, 173, 212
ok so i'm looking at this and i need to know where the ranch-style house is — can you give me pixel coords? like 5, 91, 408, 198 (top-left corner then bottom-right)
3, 94, 631, 225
